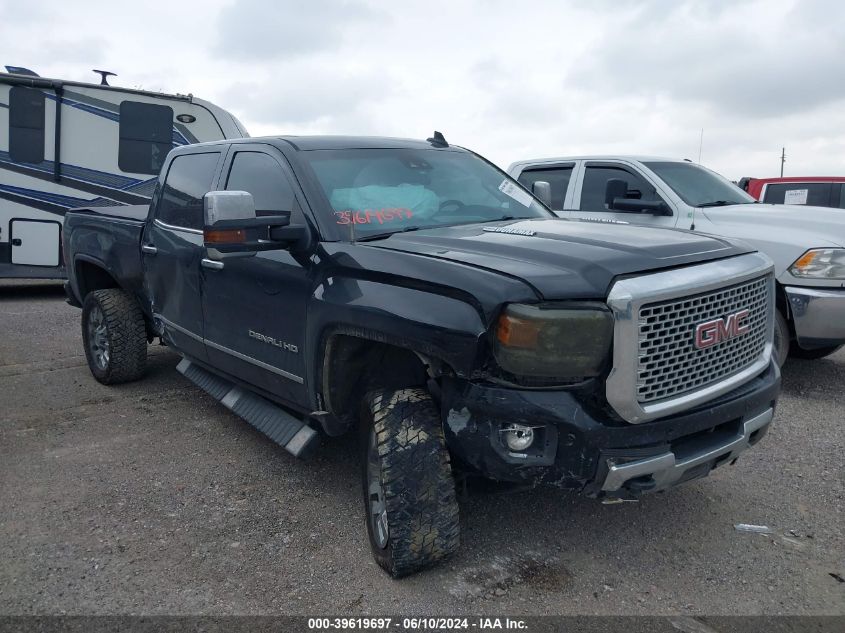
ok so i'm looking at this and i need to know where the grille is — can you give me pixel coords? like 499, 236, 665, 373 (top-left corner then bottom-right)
637, 275, 770, 403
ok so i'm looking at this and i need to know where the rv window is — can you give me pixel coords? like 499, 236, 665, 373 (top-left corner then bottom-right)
224, 152, 302, 221
9, 87, 46, 164
157, 152, 220, 230
119, 101, 174, 175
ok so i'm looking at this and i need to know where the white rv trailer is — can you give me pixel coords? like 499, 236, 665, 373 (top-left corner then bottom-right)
0, 67, 249, 279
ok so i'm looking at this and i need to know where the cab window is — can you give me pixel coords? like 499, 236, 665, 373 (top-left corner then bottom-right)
517, 165, 573, 211
157, 152, 220, 230
581, 165, 667, 211
224, 151, 303, 222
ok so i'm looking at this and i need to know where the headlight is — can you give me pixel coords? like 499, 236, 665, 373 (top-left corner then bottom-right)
789, 248, 845, 279
494, 302, 613, 382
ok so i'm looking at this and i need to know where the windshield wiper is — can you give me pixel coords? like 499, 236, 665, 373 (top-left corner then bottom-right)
696, 200, 737, 208
356, 225, 425, 242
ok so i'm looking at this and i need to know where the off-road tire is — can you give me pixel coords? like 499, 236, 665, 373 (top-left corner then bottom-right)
361, 388, 460, 577
773, 310, 790, 368
789, 343, 843, 360
82, 289, 147, 385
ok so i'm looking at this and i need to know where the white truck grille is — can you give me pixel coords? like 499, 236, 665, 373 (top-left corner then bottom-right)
637, 275, 770, 403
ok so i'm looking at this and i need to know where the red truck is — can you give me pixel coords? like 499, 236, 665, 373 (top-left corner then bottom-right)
739, 176, 845, 209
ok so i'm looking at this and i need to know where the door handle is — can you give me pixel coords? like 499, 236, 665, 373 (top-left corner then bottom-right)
11, 238, 22, 246
141, 244, 157, 255
201, 258, 224, 270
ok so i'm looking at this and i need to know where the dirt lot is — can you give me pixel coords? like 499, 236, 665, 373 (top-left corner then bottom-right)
1, 280, 843, 615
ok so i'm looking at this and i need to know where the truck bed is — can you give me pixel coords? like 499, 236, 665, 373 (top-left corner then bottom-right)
63, 204, 149, 309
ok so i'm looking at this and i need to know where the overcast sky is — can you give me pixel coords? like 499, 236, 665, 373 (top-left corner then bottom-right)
2, 0, 844, 179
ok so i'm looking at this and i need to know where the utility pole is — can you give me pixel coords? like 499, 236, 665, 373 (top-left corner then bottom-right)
780, 147, 786, 177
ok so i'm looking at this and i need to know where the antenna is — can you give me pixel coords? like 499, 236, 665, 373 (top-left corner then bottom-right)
92, 69, 117, 86
780, 147, 786, 177
426, 131, 449, 147
698, 128, 704, 163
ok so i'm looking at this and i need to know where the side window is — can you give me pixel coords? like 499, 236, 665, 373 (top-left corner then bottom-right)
157, 152, 220, 230
838, 185, 845, 209
517, 166, 573, 210
9, 87, 46, 164
581, 165, 665, 211
763, 183, 832, 206
224, 151, 302, 221
119, 101, 174, 175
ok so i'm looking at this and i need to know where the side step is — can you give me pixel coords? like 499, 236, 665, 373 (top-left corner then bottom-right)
176, 357, 319, 458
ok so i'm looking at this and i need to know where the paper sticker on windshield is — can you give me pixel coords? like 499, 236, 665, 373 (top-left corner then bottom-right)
783, 189, 808, 205
335, 208, 413, 225
498, 180, 533, 208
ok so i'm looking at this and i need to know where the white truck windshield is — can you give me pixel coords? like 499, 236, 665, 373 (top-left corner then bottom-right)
645, 161, 756, 208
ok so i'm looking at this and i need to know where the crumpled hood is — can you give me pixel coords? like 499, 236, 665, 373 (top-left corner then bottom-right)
364, 218, 751, 299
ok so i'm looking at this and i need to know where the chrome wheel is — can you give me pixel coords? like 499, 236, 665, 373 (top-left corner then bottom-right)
87, 305, 110, 371
366, 428, 389, 549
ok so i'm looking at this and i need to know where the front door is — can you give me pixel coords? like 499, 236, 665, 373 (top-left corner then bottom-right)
142, 150, 223, 361
573, 162, 678, 228
200, 146, 313, 406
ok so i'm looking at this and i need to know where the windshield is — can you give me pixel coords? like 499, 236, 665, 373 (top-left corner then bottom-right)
644, 161, 755, 207
301, 148, 551, 239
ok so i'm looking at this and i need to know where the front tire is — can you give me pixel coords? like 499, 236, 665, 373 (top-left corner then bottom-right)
789, 344, 843, 360
82, 289, 147, 385
361, 388, 460, 577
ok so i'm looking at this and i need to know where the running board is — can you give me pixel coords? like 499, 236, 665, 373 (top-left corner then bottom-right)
176, 357, 318, 458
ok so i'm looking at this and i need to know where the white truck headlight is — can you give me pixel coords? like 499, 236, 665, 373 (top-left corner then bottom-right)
789, 248, 845, 279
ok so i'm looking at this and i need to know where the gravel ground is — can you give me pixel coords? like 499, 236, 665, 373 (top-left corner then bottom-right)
0, 280, 843, 615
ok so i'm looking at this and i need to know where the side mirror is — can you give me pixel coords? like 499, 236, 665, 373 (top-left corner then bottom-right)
604, 179, 672, 216
531, 181, 553, 208
604, 179, 628, 207
203, 190, 310, 259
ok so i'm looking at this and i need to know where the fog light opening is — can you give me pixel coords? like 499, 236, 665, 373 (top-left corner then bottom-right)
501, 423, 535, 452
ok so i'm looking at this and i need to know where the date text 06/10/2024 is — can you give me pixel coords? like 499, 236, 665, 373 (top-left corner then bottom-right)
307, 617, 528, 630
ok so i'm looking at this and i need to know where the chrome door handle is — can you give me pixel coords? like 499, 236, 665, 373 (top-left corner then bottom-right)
141, 244, 157, 255
201, 258, 224, 270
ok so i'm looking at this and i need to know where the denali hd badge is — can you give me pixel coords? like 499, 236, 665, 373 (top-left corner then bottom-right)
249, 329, 298, 353
694, 309, 751, 349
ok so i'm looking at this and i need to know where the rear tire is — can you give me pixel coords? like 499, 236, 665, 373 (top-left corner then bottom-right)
361, 388, 460, 577
773, 310, 790, 368
82, 289, 147, 385
789, 344, 843, 360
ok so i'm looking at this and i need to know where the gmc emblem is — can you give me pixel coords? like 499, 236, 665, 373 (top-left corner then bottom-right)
694, 309, 751, 349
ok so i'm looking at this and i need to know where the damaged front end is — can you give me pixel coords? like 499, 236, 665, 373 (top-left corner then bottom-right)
439, 362, 780, 498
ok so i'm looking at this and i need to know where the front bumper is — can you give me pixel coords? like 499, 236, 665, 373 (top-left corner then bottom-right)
785, 285, 845, 349
441, 360, 780, 497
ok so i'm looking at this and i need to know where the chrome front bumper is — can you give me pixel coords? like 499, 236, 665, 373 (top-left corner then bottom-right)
601, 407, 774, 494
785, 286, 845, 349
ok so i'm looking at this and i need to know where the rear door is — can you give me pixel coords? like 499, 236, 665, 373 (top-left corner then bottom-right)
515, 163, 576, 217
142, 150, 223, 361
571, 161, 678, 228
200, 144, 313, 406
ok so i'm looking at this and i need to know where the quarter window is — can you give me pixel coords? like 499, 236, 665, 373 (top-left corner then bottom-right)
517, 166, 573, 211
9, 86, 46, 164
157, 152, 220, 230
762, 183, 832, 206
224, 151, 301, 221
119, 100, 174, 175
581, 165, 666, 211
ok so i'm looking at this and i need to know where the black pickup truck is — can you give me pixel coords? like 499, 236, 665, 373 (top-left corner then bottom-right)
63, 134, 781, 577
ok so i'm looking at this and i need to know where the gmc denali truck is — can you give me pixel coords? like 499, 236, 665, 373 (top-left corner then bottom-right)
509, 156, 845, 365
63, 135, 780, 577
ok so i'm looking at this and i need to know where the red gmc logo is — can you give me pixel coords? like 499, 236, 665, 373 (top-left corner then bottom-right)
694, 309, 751, 349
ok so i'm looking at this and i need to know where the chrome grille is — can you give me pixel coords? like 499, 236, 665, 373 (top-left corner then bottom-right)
637, 275, 770, 403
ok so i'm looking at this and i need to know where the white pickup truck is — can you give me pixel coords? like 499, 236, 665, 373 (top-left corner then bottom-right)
508, 156, 845, 365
